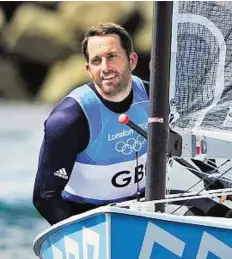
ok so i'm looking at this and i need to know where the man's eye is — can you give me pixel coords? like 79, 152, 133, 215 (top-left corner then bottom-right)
108, 54, 117, 59
91, 58, 101, 65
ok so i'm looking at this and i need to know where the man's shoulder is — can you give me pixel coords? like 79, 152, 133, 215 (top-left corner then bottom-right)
67, 83, 94, 98
132, 75, 149, 89
136, 77, 150, 97
142, 80, 149, 91
45, 97, 85, 137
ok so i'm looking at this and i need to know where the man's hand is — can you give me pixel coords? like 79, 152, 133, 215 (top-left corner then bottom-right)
220, 195, 227, 204
220, 195, 232, 204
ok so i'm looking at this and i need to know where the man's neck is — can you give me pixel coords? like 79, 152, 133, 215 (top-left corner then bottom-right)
94, 83, 132, 102
89, 83, 133, 114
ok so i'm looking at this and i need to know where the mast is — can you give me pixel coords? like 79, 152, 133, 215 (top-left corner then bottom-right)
145, 1, 173, 212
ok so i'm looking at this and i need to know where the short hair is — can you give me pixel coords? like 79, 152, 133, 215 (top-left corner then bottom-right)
81, 22, 134, 62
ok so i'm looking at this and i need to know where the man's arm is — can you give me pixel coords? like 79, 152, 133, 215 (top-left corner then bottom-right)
33, 97, 89, 225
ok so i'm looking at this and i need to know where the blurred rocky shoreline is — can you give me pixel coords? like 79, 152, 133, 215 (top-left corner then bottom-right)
0, 2, 152, 103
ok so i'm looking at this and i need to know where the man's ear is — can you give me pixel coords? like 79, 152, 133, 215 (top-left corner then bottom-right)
85, 63, 93, 78
129, 52, 138, 71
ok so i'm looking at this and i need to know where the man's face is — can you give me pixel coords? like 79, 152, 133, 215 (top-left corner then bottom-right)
85, 34, 137, 98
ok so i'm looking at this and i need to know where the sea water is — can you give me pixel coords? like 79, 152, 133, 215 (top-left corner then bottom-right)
0, 102, 51, 259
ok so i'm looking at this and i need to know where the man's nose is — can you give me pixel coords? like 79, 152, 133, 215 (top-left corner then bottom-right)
101, 58, 110, 71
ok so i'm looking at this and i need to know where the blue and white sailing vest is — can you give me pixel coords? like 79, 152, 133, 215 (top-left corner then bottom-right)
63, 76, 148, 205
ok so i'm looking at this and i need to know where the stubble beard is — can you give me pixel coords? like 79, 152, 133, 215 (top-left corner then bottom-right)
99, 68, 132, 97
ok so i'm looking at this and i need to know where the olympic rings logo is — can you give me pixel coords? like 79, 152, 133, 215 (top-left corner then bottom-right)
115, 136, 146, 155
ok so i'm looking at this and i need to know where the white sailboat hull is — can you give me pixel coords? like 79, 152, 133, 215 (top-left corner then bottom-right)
33, 206, 232, 259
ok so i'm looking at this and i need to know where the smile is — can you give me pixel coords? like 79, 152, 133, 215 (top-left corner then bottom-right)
102, 75, 117, 80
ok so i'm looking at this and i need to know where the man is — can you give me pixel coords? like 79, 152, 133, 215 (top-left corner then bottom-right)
33, 22, 149, 225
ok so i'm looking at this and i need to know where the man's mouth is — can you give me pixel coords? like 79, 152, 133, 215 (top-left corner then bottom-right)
102, 74, 117, 81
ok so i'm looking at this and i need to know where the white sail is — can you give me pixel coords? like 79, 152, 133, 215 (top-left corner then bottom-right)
170, 1, 232, 135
